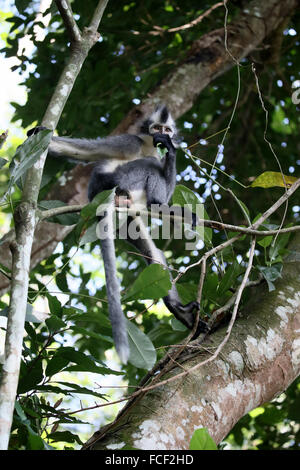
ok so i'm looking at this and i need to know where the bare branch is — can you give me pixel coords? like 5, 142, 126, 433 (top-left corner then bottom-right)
38, 195, 300, 235
89, 0, 109, 31
153, 1, 227, 34
54, 0, 82, 43
39, 204, 83, 219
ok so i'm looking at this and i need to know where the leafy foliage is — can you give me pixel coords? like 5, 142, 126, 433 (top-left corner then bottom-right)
225, 379, 300, 450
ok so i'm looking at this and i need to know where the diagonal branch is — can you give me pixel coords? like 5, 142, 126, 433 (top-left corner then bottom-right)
0, 0, 109, 451
54, 0, 82, 43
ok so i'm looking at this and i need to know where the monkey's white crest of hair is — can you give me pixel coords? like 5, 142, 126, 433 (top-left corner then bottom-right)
151, 105, 176, 129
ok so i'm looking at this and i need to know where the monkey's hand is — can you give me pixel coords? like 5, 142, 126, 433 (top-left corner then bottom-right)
153, 133, 175, 155
115, 188, 132, 208
27, 126, 48, 137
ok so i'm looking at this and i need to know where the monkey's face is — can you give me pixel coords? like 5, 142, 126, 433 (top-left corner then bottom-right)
140, 105, 179, 147
149, 122, 174, 137
148, 105, 177, 139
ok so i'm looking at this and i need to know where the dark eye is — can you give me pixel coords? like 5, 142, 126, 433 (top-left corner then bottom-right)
153, 125, 161, 131
165, 127, 172, 133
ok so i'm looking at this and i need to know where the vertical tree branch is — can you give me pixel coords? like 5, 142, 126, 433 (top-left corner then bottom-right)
0, 0, 109, 450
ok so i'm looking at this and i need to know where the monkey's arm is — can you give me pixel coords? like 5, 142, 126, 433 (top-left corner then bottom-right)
48, 134, 144, 162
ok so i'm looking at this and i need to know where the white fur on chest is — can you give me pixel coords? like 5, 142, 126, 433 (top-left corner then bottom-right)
140, 135, 159, 159
129, 189, 147, 207
102, 159, 125, 172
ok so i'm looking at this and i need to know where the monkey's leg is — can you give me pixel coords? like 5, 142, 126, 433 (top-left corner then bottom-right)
126, 216, 207, 338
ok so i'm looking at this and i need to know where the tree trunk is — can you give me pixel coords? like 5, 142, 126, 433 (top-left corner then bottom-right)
83, 233, 300, 450
0, 0, 298, 296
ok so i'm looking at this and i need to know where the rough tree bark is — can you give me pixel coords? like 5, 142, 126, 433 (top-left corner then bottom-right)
0, 0, 298, 296
83, 233, 300, 450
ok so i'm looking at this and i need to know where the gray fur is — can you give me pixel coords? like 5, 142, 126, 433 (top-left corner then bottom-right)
100, 234, 129, 363
50, 134, 144, 162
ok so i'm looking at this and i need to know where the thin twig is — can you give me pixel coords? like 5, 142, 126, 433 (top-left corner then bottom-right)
174, 178, 300, 283
251, 62, 289, 245
165, 2, 227, 33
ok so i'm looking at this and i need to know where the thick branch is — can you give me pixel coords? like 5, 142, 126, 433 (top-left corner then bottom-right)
83, 232, 300, 450
114, 0, 299, 132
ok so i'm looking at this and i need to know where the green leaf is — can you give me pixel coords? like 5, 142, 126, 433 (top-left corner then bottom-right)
251, 171, 298, 189
156, 143, 167, 159
15, 0, 29, 12
53, 381, 108, 399
27, 430, 46, 450
81, 188, 115, 219
45, 349, 72, 377
269, 231, 291, 262
8, 129, 52, 193
217, 261, 242, 297
257, 264, 283, 292
15, 402, 47, 450
18, 359, 44, 394
127, 319, 157, 370
46, 315, 66, 332
70, 325, 113, 344
123, 264, 171, 301
48, 430, 83, 445
79, 221, 98, 245
171, 317, 188, 331
189, 428, 218, 450
172, 186, 211, 242
203, 273, 219, 300
55, 271, 69, 292
46, 347, 123, 376
258, 235, 273, 248
177, 282, 197, 304
15, 401, 28, 422
47, 294, 62, 316
172, 184, 199, 211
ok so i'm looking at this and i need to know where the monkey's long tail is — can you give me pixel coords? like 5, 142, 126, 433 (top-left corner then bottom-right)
99, 210, 130, 364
